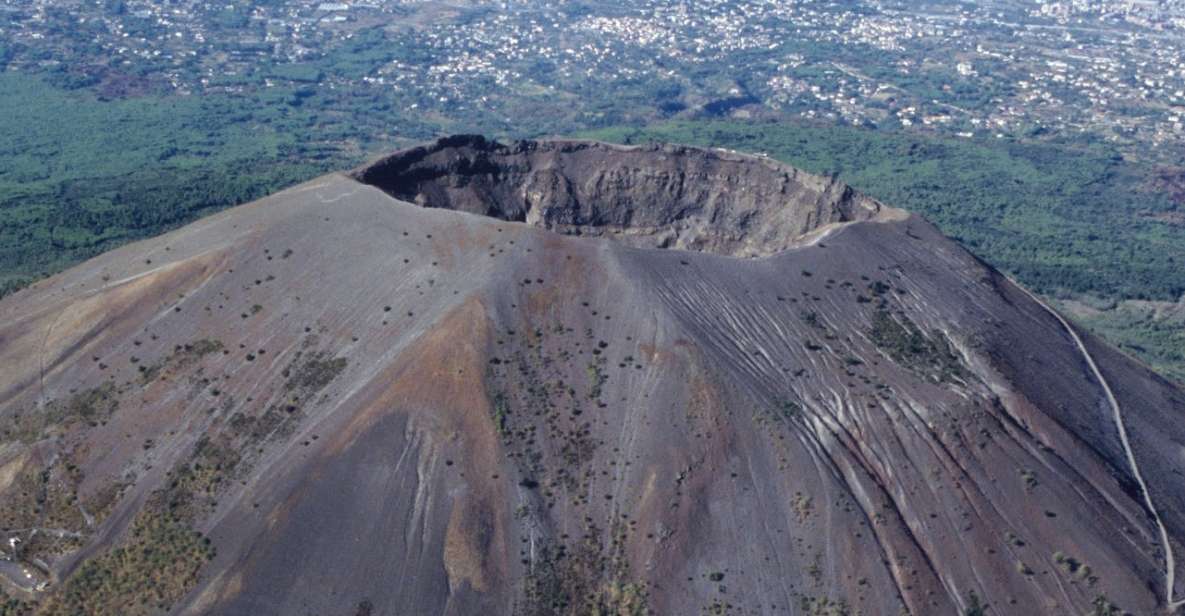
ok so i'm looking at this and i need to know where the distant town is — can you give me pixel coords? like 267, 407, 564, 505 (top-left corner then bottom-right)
1, 0, 1184, 160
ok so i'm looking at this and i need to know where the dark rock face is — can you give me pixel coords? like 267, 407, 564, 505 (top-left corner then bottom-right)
353, 135, 893, 256
1, 137, 1184, 616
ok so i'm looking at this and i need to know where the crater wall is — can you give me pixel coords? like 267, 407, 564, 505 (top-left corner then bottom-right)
352, 135, 896, 256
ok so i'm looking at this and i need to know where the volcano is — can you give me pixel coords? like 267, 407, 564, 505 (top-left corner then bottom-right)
1, 136, 1183, 615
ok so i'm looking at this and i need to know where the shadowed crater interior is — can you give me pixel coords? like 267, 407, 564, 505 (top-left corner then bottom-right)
352, 135, 894, 256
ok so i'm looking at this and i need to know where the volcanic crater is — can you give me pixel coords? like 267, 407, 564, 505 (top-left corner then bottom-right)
352, 134, 898, 256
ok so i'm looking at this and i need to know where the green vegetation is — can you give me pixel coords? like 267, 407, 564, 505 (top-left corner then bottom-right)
0, 71, 361, 295
284, 352, 348, 392
963, 591, 987, 616
868, 310, 966, 384
1, 333, 348, 614
778, 400, 803, 420
597, 581, 649, 616
492, 394, 511, 437
799, 596, 849, 616
38, 495, 214, 616
792, 492, 814, 523
47, 384, 120, 429
0, 591, 31, 616
522, 541, 648, 616
2, 383, 120, 443
1053, 551, 1096, 585
1059, 298, 1185, 384
586, 360, 607, 401
166, 437, 243, 517
1091, 595, 1124, 616
139, 339, 224, 384
1020, 469, 1038, 492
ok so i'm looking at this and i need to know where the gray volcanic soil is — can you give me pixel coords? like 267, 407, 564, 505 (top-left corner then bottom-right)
1, 136, 1184, 616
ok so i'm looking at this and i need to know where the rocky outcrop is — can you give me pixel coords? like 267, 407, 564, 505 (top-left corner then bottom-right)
353, 135, 897, 256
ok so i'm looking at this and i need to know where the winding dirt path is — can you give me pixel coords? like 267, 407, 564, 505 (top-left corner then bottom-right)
1015, 280, 1185, 611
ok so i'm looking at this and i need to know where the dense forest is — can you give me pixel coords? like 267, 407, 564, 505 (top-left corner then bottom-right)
0, 73, 365, 296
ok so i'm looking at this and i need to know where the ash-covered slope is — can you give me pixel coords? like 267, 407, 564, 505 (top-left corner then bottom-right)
1, 137, 1183, 616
